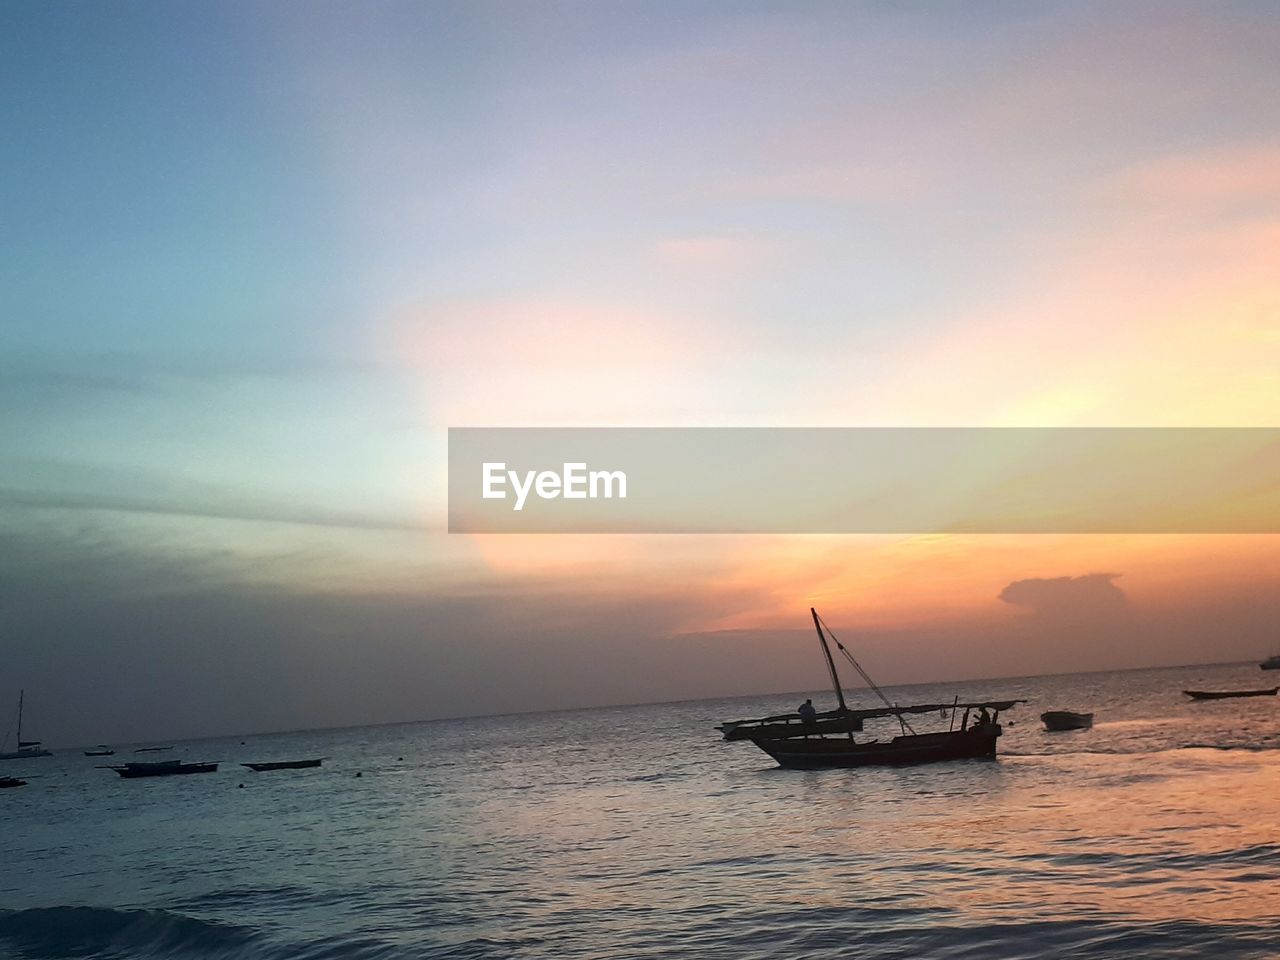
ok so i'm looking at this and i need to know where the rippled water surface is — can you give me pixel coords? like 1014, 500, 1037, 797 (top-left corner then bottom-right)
3, 663, 1280, 959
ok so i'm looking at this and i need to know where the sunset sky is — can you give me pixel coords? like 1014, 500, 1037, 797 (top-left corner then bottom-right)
2, 1, 1278, 745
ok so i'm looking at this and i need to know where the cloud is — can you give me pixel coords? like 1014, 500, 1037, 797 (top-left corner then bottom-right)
1096, 143, 1280, 214
707, 159, 933, 206
382, 297, 734, 425
8, 515, 1280, 748
0, 486, 427, 534
652, 234, 776, 273
998, 572, 1126, 616
0, 520, 758, 745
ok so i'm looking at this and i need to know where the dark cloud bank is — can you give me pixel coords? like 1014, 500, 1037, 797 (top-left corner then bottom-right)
2, 526, 1277, 748
999, 573, 1127, 615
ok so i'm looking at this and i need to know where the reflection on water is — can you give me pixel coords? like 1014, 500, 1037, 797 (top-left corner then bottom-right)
0, 663, 1277, 959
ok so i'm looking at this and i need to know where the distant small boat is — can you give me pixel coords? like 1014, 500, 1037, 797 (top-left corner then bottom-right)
1262, 655, 1280, 671
83, 746, 114, 757
1041, 710, 1094, 731
133, 745, 174, 754
104, 760, 218, 778
0, 776, 27, 789
1184, 687, 1278, 701
0, 690, 53, 761
240, 758, 325, 772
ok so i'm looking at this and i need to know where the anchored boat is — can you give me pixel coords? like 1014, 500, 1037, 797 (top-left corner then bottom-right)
1184, 687, 1277, 701
720, 608, 1023, 769
0, 690, 53, 761
103, 760, 219, 778
241, 758, 324, 772
1041, 711, 1094, 731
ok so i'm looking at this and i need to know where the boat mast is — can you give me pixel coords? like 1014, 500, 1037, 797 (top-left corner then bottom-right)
16, 690, 22, 745
811, 608, 849, 711
813, 609, 917, 735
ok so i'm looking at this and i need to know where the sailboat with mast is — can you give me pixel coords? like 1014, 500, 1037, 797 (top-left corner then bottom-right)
718, 609, 1023, 769
1, 690, 53, 761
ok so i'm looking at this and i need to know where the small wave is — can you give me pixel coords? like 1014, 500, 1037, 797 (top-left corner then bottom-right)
1003, 741, 1280, 759
1178, 741, 1280, 752
849, 917, 1278, 960
0, 907, 421, 960
0, 906, 259, 959
167, 885, 325, 912
624, 771, 688, 783
1036, 841, 1280, 872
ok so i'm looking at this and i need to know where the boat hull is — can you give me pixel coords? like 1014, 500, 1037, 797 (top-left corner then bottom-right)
751, 727, 1001, 769
111, 762, 219, 778
1184, 688, 1278, 700
1041, 711, 1093, 731
0, 748, 52, 761
0, 777, 27, 788
241, 759, 323, 771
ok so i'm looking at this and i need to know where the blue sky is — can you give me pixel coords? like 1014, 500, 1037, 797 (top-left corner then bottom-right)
2, 1, 1278, 743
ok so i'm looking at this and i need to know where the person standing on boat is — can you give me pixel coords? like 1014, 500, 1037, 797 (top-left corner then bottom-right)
798, 699, 817, 725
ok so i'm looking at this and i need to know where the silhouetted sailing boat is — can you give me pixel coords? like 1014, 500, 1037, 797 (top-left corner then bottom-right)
719, 609, 1023, 769
0, 690, 53, 761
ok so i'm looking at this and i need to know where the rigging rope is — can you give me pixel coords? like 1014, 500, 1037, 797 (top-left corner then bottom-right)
816, 611, 916, 735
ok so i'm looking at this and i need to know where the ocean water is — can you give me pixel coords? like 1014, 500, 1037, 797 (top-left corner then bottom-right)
2, 662, 1279, 959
